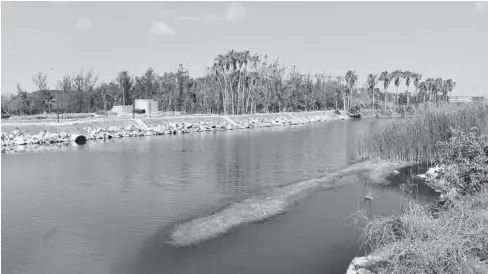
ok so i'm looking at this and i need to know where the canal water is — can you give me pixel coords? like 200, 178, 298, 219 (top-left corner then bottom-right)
1, 118, 436, 274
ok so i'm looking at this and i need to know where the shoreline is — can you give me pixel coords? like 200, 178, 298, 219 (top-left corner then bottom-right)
1, 110, 350, 154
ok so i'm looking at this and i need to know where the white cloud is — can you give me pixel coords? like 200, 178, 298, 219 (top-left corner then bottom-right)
149, 21, 175, 36
75, 17, 91, 30
225, 3, 247, 22
158, 9, 178, 17
475, 2, 485, 11
177, 16, 203, 23
176, 14, 218, 24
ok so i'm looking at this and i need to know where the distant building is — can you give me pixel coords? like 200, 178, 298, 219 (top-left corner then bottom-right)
110, 99, 158, 117
134, 99, 158, 116
449, 96, 475, 103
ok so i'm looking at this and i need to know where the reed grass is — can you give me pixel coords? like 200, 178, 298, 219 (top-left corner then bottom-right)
355, 190, 488, 274
357, 102, 488, 164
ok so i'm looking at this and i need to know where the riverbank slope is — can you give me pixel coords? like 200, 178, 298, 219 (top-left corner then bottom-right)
1, 110, 349, 153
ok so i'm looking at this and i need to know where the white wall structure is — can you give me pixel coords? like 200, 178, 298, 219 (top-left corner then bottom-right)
111, 105, 133, 116
135, 99, 158, 117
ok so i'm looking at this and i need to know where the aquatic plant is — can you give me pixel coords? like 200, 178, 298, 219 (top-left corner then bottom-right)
357, 102, 488, 164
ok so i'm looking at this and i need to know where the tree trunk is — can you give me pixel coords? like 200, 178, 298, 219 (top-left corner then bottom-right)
396, 86, 399, 107
384, 90, 387, 112
406, 86, 410, 106
372, 89, 375, 114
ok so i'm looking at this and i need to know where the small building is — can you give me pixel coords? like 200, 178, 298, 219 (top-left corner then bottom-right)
449, 96, 475, 103
135, 99, 158, 117
110, 105, 134, 116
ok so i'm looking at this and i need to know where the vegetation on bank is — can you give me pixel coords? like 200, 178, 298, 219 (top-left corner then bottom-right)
357, 102, 488, 164
1, 50, 461, 117
359, 191, 488, 274
353, 103, 488, 274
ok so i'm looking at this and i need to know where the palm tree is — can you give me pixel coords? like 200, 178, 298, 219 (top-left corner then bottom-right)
390, 70, 403, 107
425, 78, 435, 103
117, 71, 133, 106
379, 71, 390, 111
434, 78, 443, 104
345, 70, 358, 110
412, 73, 422, 104
445, 79, 456, 102
366, 74, 379, 113
418, 81, 428, 103
441, 79, 449, 102
403, 71, 412, 106
336, 76, 345, 111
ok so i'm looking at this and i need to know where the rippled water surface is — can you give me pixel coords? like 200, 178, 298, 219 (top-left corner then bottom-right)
2, 119, 436, 274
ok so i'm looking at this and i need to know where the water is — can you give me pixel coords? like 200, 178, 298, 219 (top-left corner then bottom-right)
1, 119, 436, 274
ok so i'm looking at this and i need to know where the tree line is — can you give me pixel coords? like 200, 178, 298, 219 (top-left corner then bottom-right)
1, 49, 457, 116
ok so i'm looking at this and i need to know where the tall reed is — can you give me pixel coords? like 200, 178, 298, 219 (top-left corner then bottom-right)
357, 102, 488, 164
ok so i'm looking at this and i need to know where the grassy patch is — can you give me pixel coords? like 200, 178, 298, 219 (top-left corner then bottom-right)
354, 191, 488, 274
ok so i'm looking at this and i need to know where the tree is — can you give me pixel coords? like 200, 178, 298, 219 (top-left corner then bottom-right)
418, 81, 428, 103
117, 71, 133, 106
434, 78, 443, 104
390, 70, 403, 107
425, 78, 435, 103
403, 71, 412, 106
412, 73, 422, 104
32, 72, 53, 113
15, 83, 30, 115
344, 70, 357, 110
366, 74, 379, 113
58, 75, 73, 113
445, 79, 456, 102
379, 71, 391, 111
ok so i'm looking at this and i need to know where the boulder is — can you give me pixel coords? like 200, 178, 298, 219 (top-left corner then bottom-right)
59, 131, 68, 139
14, 136, 27, 145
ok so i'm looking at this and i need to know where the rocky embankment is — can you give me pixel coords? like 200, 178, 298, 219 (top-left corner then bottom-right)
1, 113, 346, 153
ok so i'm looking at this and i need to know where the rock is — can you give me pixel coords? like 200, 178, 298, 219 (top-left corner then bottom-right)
59, 131, 68, 139
14, 136, 27, 145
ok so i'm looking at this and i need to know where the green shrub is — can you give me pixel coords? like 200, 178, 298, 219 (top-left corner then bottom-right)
429, 127, 488, 196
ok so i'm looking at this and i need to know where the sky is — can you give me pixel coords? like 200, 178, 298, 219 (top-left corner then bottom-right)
2, 1, 488, 97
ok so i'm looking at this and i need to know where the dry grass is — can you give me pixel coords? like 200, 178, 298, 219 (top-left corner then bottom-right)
352, 191, 488, 274
357, 102, 488, 164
